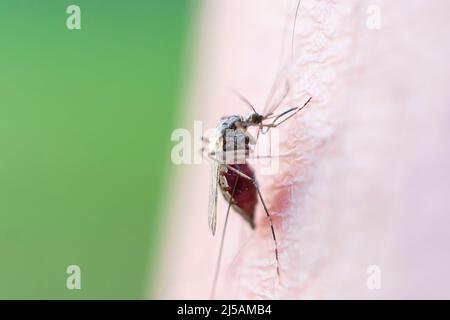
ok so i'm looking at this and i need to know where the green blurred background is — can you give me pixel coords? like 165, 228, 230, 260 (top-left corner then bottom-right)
0, 0, 192, 299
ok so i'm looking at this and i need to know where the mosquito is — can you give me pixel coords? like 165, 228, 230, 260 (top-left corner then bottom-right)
204, 0, 311, 299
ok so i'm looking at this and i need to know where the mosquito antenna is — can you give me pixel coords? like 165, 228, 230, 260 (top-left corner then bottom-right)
291, 0, 302, 60
231, 88, 258, 114
210, 177, 239, 299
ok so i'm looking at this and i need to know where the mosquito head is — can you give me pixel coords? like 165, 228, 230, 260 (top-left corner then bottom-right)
244, 112, 264, 126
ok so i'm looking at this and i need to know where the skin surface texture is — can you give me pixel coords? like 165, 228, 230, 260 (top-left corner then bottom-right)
156, 0, 450, 299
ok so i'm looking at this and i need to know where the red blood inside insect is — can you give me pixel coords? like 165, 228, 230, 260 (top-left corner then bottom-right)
221, 164, 257, 228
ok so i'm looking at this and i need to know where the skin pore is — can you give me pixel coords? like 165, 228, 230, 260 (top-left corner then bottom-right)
157, 0, 450, 299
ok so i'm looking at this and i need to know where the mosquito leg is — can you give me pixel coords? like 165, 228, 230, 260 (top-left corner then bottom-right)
247, 153, 295, 160
259, 96, 310, 160
291, 0, 302, 59
210, 177, 239, 300
259, 96, 312, 132
206, 158, 280, 277
226, 174, 279, 277
254, 181, 280, 276
206, 149, 295, 163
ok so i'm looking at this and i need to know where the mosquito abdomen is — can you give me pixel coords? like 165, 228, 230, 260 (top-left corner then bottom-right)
220, 163, 257, 229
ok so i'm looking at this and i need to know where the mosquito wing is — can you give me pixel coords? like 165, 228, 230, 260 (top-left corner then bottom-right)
208, 159, 219, 236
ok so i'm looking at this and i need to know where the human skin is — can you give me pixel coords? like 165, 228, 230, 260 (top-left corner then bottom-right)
156, 0, 450, 299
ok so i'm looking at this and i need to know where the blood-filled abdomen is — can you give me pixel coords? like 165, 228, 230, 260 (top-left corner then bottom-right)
219, 164, 257, 228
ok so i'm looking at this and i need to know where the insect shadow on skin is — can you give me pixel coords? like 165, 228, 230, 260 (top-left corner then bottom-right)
203, 0, 312, 299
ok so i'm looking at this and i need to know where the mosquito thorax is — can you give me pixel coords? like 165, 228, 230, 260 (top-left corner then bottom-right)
218, 115, 244, 133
